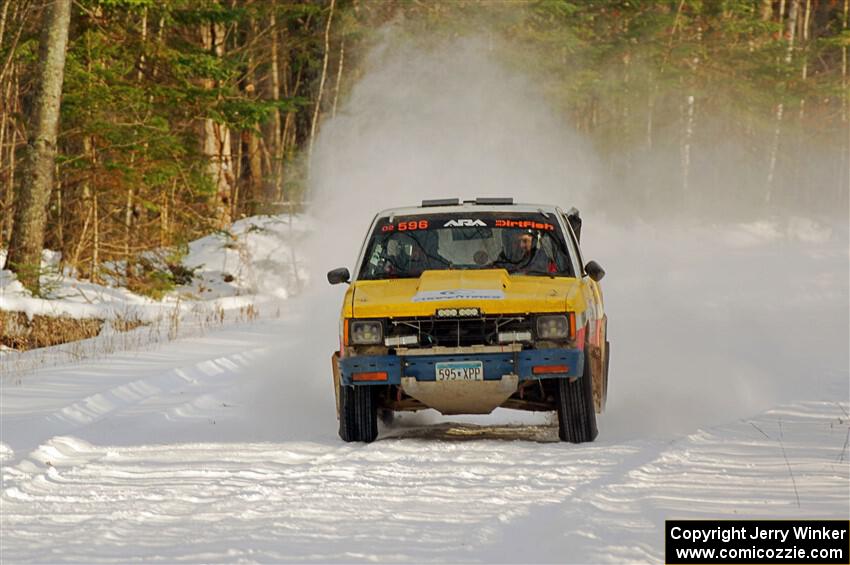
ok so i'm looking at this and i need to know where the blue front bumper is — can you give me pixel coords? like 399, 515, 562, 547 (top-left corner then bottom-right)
338, 348, 584, 386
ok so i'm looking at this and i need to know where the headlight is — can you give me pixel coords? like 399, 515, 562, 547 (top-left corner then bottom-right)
536, 315, 569, 340
350, 320, 383, 345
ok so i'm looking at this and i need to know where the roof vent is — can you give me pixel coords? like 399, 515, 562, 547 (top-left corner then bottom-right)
475, 197, 514, 205
421, 198, 460, 207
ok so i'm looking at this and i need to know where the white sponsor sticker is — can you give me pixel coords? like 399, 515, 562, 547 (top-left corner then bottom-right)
412, 289, 505, 302
443, 219, 488, 227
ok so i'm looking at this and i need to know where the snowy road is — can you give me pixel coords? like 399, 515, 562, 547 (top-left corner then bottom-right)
2, 221, 848, 562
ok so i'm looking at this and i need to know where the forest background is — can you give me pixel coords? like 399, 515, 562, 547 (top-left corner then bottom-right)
0, 0, 847, 296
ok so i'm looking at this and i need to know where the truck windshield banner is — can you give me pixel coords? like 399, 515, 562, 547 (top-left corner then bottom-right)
378, 214, 557, 233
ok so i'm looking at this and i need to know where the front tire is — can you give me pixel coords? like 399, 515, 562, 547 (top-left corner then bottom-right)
555, 353, 598, 443
338, 385, 378, 443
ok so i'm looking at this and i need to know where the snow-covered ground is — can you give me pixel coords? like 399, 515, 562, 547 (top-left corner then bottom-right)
1, 216, 847, 563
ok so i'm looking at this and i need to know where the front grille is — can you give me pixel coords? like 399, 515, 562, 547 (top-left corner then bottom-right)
387, 315, 531, 348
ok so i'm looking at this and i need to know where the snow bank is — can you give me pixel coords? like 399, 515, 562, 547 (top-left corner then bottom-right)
0, 214, 310, 371
182, 214, 309, 301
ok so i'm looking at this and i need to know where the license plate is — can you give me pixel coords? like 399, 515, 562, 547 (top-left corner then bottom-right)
435, 361, 484, 381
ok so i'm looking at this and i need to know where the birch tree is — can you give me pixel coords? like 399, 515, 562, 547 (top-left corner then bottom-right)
201, 8, 234, 229
306, 0, 335, 179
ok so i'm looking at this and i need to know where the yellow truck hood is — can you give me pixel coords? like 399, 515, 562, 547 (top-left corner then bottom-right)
352, 269, 584, 318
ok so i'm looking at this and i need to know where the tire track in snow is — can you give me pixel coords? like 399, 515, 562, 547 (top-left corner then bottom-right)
3, 402, 845, 563
478, 401, 850, 564
2, 435, 629, 562
2, 346, 268, 462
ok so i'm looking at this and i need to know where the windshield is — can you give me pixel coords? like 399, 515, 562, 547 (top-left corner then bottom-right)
358, 212, 576, 280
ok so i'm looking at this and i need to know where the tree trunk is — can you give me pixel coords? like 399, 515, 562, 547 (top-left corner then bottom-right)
6, 0, 71, 293
201, 12, 234, 229
331, 37, 345, 118
760, 0, 773, 21
839, 103, 850, 207
766, 103, 783, 203
232, 135, 242, 218
843, 0, 848, 123
681, 94, 695, 194
123, 8, 148, 278
844, 0, 849, 201
0, 64, 8, 246
5, 69, 20, 248
91, 186, 100, 283
243, 16, 263, 213
55, 174, 63, 251
70, 189, 92, 277
160, 181, 170, 247
0, 0, 30, 86
801, 0, 811, 79
123, 185, 134, 275
0, 1, 9, 55
2, 109, 16, 248
306, 0, 336, 179
245, 128, 262, 212
79, 134, 100, 281
784, 0, 799, 63
266, 10, 283, 203
646, 90, 654, 149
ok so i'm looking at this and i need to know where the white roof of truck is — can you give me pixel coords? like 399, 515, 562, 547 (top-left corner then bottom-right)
376, 201, 565, 218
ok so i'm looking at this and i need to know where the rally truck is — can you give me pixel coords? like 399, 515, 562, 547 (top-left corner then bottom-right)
327, 198, 609, 443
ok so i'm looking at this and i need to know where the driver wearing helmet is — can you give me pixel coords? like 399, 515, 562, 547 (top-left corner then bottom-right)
516, 230, 552, 274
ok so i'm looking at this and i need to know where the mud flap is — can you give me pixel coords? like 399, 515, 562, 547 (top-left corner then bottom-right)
589, 316, 609, 413
588, 344, 605, 413
331, 351, 341, 418
602, 340, 609, 412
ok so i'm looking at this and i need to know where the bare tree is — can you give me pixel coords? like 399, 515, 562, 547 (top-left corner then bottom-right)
766, 0, 801, 204
760, 0, 773, 21
5, 0, 72, 293
201, 7, 234, 229
243, 15, 263, 213
306, 0, 336, 179
838, 0, 850, 200
784, 0, 799, 64
265, 9, 283, 203
800, 0, 811, 80
331, 37, 345, 118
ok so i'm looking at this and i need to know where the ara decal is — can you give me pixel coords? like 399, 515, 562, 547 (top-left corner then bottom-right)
443, 219, 488, 227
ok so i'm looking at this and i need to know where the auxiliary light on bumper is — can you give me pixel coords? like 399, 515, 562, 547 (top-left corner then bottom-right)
385, 335, 419, 347
497, 331, 532, 343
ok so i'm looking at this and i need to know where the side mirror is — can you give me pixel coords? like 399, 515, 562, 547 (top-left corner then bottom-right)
327, 267, 351, 285
585, 260, 605, 282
